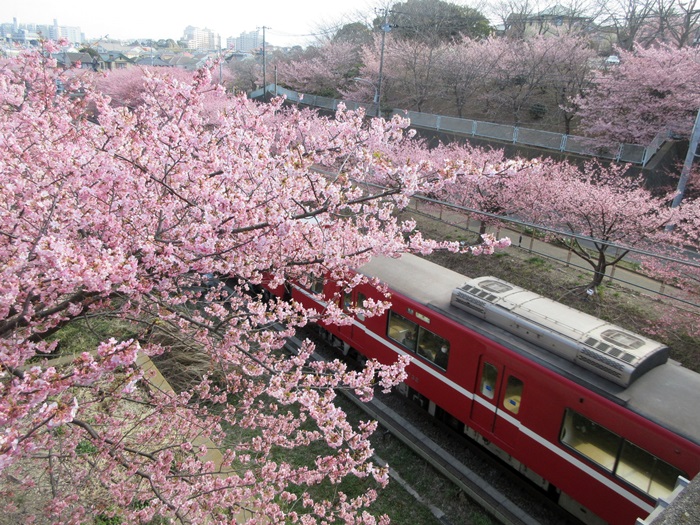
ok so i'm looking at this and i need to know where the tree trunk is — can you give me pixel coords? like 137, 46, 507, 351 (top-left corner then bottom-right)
588, 253, 608, 290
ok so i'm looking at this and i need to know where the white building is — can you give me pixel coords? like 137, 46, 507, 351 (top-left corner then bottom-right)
0, 18, 83, 44
59, 23, 84, 44
182, 26, 221, 51
234, 30, 260, 52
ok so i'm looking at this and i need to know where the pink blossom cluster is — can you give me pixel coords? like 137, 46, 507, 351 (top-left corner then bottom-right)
575, 44, 700, 144
0, 45, 508, 524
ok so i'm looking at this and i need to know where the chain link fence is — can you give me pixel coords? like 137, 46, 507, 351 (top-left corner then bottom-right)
406, 195, 700, 310
250, 85, 666, 166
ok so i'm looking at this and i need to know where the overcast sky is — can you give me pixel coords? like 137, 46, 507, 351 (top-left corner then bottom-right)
2, 0, 378, 47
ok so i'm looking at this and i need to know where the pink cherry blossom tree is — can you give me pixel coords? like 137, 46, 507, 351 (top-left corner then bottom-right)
545, 33, 597, 135
475, 35, 597, 128
274, 40, 364, 98
476, 36, 557, 125
501, 160, 683, 290
371, 37, 446, 113
431, 34, 595, 131
434, 38, 493, 118
93, 65, 198, 107
427, 143, 690, 292
341, 34, 386, 107
0, 44, 507, 524
343, 34, 453, 115
93, 64, 235, 123
639, 193, 700, 291
574, 44, 700, 144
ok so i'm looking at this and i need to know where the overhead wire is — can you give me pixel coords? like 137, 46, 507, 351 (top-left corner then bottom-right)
267, 27, 339, 40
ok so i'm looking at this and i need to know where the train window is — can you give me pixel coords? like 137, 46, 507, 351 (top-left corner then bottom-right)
305, 274, 324, 295
387, 311, 449, 368
617, 441, 685, 499
416, 330, 450, 370
560, 409, 687, 499
503, 376, 523, 414
480, 363, 498, 399
387, 312, 418, 351
560, 409, 620, 471
357, 292, 366, 321
343, 291, 353, 311
342, 291, 367, 321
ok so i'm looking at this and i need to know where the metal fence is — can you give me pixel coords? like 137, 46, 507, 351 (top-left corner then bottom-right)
397, 109, 656, 165
408, 196, 699, 308
249, 85, 665, 167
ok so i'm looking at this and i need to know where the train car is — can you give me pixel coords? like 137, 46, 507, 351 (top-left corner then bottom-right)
286, 253, 700, 525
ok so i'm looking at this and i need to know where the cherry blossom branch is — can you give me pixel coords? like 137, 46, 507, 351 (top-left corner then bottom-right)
70, 418, 193, 524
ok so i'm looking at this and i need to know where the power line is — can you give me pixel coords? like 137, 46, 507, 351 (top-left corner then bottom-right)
338, 174, 700, 271
267, 27, 339, 40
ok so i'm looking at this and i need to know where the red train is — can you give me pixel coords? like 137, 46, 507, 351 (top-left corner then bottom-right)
274, 253, 700, 525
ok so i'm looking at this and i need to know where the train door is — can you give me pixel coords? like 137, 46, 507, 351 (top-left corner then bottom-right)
470, 357, 524, 448
492, 373, 523, 449
470, 357, 500, 434
336, 290, 367, 346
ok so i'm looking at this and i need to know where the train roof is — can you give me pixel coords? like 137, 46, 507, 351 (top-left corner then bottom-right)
451, 276, 669, 387
358, 253, 700, 446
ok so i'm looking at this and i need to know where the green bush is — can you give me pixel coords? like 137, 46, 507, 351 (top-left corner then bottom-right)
529, 103, 547, 120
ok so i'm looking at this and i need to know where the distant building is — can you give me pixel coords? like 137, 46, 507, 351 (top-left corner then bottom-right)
0, 18, 83, 44
504, 4, 594, 38
134, 55, 172, 67
98, 51, 131, 70
58, 22, 84, 44
181, 26, 221, 51
234, 30, 260, 52
0, 21, 14, 42
53, 51, 97, 70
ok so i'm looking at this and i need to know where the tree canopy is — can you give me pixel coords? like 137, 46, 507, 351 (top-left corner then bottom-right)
333, 22, 374, 47
375, 0, 491, 44
575, 44, 700, 144
0, 43, 508, 524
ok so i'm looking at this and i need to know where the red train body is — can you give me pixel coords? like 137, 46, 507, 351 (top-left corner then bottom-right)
276, 254, 700, 525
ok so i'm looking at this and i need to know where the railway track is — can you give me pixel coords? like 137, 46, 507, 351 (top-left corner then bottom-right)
291, 327, 586, 525
344, 390, 542, 525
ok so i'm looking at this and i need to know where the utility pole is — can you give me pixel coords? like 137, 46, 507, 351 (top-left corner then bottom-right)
216, 35, 222, 84
376, 8, 391, 119
261, 26, 268, 101
352, 77, 378, 116
671, 108, 700, 208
